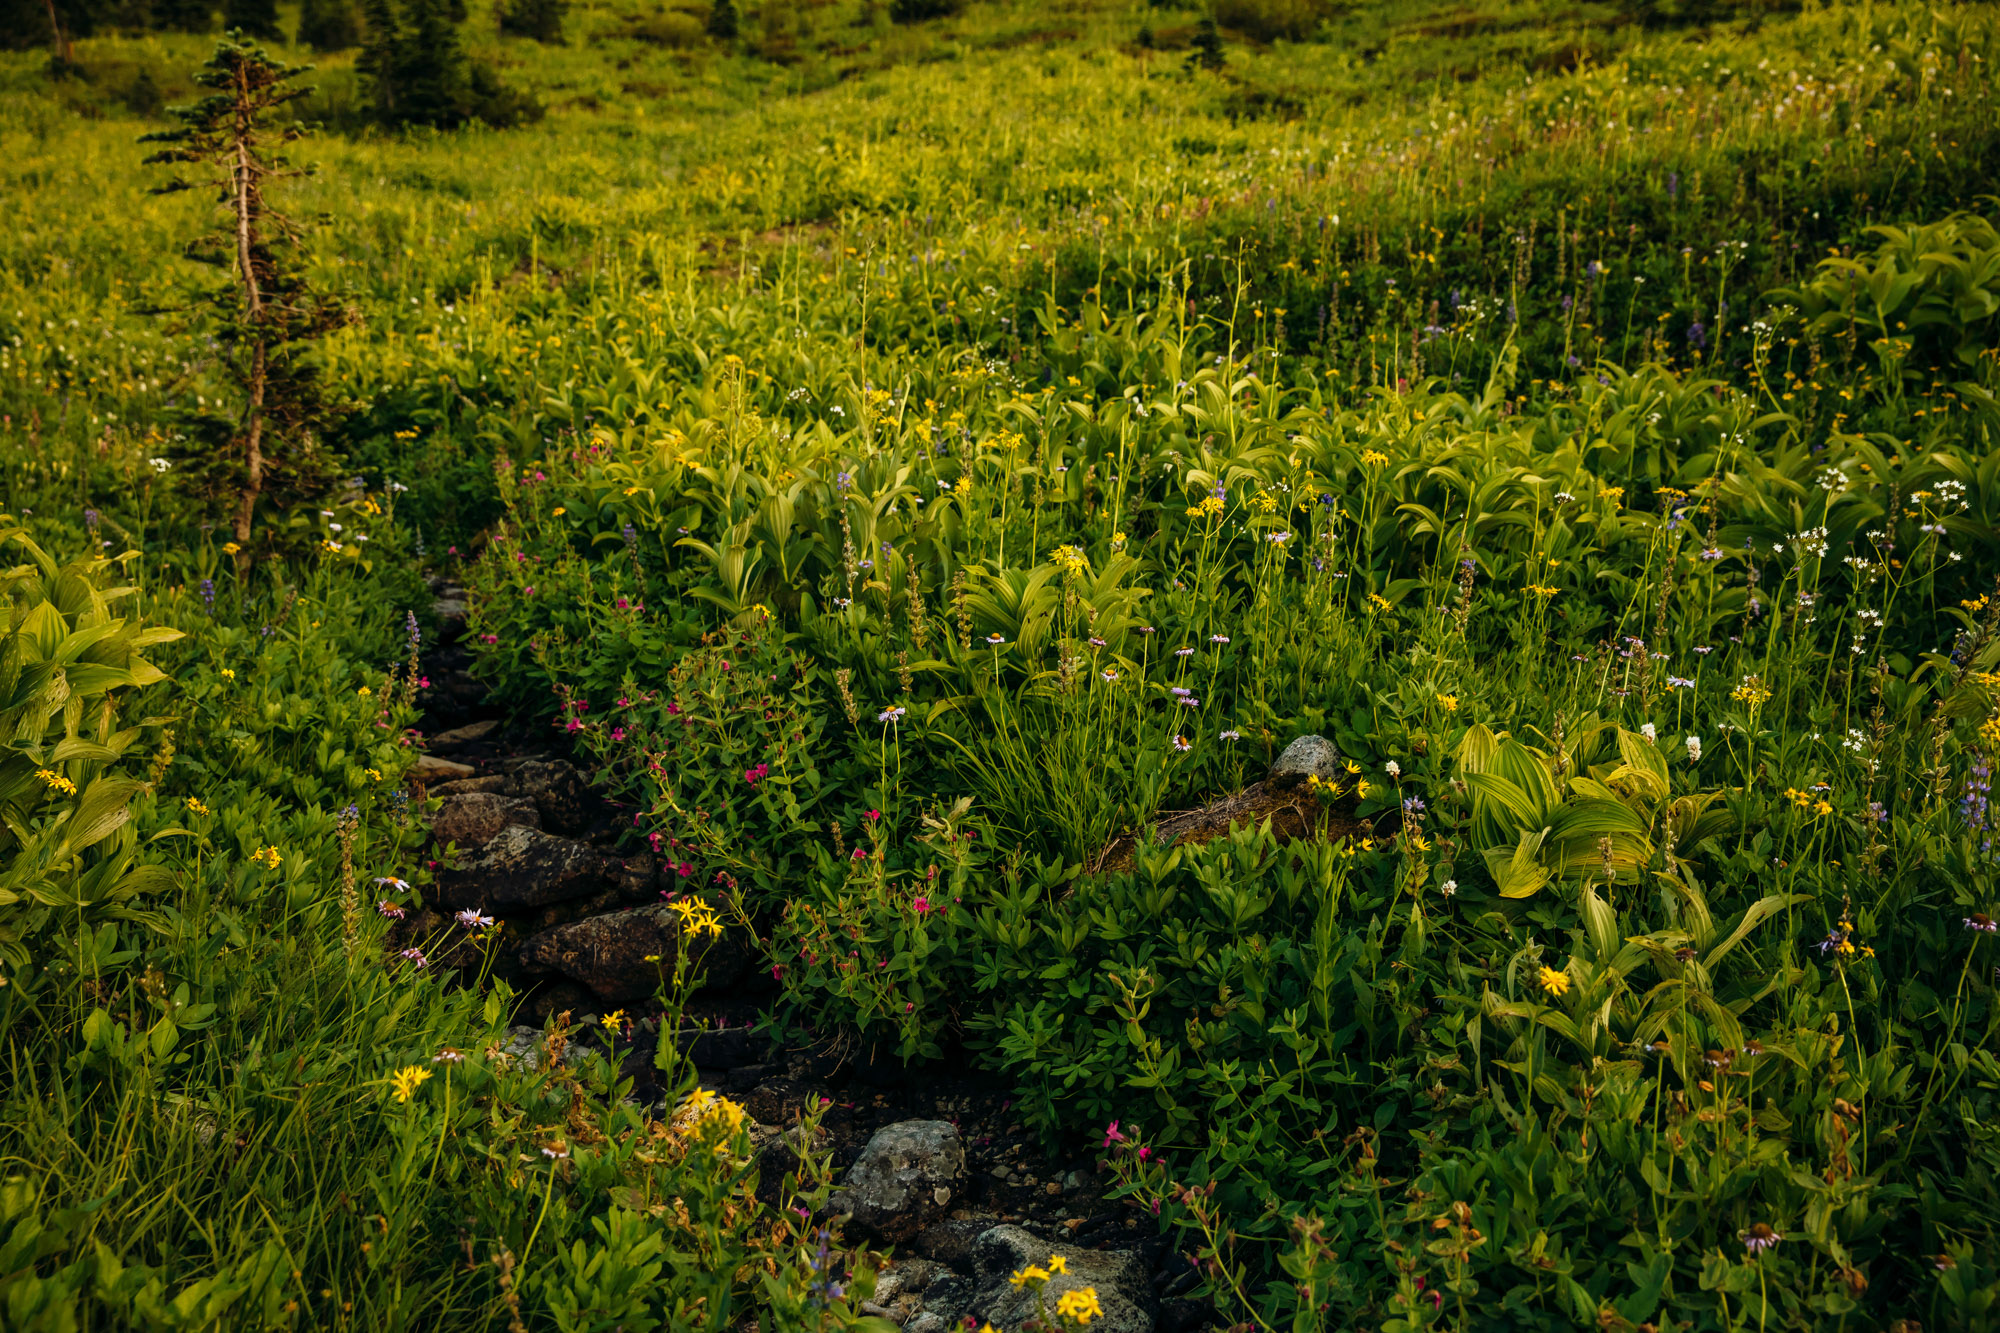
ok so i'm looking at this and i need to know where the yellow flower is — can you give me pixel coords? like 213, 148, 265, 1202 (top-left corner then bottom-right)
1009, 1264, 1052, 1289
1343, 759, 1360, 774
1601, 486, 1625, 504
602, 1010, 625, 1031
667, 897, 724, 939
1355, 779, 1372, 799
673, 1087, 749, 1153
1367, 593, 1394, 613
1360, 449, 1389, 466
1250, 490, 1278, 514
551, 507, 567, 516
222, 541, 241, 555
251, 845, 282, 870
185, 797, 211, 816
1046, 1255, 1068, 1275
1730, 674, 1772, 708
220, 668, 235, 681
35, 769, 77, 797
1537, 965, 1571, 997
1435, 693, 1458, 712
1053, 545, 1089, 577
389, 1065, 432, 1102
366, 767, 383, 782
1055, 1287, 1104, 1325
624, 486, 640, 496
357, 686, 373, 699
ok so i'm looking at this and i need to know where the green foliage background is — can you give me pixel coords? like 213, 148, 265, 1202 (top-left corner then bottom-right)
5, 0, 2000, 1329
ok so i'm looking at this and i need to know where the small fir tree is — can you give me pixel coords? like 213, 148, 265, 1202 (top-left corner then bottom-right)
141, 37, 352, 557
1186, 15, 1224, 71
497, 0, 564, 44
296, 0, 360, 50
150, 0, 214, 30
221, 0, 280, 39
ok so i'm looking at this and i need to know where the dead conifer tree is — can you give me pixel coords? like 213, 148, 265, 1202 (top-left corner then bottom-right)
142, 35, 351, 559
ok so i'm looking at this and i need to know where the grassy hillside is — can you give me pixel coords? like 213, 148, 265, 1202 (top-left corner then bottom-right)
4, 1, 2000, 1329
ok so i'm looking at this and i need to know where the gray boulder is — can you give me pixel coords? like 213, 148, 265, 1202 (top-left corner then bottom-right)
830, 1120, 967, 1243
517, 899, 752, 1004
412, 754, 475, 782
441, 825, 614, 912
431, 791, 541, 849
430, 719, 500, 750
968, 1225, 1156, 1333
1268, 733, 1341, 788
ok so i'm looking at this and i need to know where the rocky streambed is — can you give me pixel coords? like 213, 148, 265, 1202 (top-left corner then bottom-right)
398, 579, 1368, 1332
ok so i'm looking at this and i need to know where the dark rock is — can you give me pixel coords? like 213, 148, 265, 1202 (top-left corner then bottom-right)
431, 792, 541, 849
431, 775, 510, 796
1269, 732, 1341, 788
506, 759, 591, 835
969, 1225, 1157, 1333
1158, 1296, 1217, 1333
523, 980, 593, 1028
516, 900, 752, 1005
915, 1216, 1000, 1266
610, 852, 659, 899
432, 597, 469, 644
753, 1123, 828, 1205
440, 825, 615, 912
872, 1259, 944, 1325
830, 1120, 967, 1243
675, 1025, 770, 1069
743, 1078, 803, 1126
906, 1272, 974, 1332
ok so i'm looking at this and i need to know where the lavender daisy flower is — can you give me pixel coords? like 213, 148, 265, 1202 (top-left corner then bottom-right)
1740, 1224, 1781, 1255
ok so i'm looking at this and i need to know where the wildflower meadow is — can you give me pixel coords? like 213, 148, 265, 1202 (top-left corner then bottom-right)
4, 0, 2000, 1328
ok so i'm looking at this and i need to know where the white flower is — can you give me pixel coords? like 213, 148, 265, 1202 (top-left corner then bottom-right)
148, 457, 172, 473
1686, 736, 1702, 762
1439, 879, 1457, 897
1640, 723, 1657, 743
1385, 760, 1402, 778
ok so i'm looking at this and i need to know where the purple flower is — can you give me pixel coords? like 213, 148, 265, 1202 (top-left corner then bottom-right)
377, 900, 406, 920
398, 947, 429, 969
455, 909, 495, 929
1740, 1224, 1782, 1255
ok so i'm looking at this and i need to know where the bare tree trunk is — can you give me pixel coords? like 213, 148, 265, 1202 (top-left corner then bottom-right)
230, 72, 266, 556
41, 0, 72, 66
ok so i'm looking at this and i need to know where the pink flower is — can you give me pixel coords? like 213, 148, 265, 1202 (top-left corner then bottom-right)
1101, 1120, 1125, 1148
865, 809, 882, 822
610, 727, 627, 742
913, 896, 931, 914
1137, 1146, 1153, 1162
851, 848, 867, 861
676, 862, 693, 878
615, 597, 629, 609
398, 947, 428, 969
771, 964, 784, 979
480, 634, 499, 645
377, 900, 406, 920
